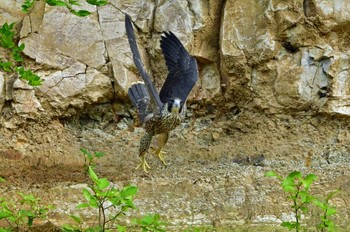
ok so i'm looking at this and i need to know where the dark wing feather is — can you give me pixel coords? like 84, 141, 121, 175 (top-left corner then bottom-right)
125, 14, 163, 112
128, 82, 150, 123
159, 31, 198, 105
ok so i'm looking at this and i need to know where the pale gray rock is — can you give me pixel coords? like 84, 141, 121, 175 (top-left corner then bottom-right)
188, 0, 207, 31
21, 6, 106, 69
38, 64, 112, 114
12, 89, 43, 115
307, 0, 350, 32
20, 1, 45, 38
326, 53, 350, 115
200, 63, 221, 100
109, 0, 155, 32
154, 0, 194, 44
0, 0, 26, 25
97, 5, 139, 94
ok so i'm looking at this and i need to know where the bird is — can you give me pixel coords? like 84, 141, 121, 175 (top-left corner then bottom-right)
125, 14, 198, 172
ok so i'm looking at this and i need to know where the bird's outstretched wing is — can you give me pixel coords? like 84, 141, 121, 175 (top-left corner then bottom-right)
128, 82, 150, 123
125, 14, 163, 113
159, 31, 198, 106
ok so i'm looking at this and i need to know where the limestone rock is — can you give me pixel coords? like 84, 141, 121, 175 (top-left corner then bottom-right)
154, 0, 193, 42
305, 0, 350, 32
0, 0, 26, 25
37, 63, 112, 116
21, 6, 106, 69
199, 63, 221, 100
97, 5, 139, 97
219, 0, 350, 116
109, 0, 155, 32
12, 88, 43, 116
0, 72, 5, 109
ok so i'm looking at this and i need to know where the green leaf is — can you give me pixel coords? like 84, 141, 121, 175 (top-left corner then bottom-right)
302, 173, 317, 190
97, 178, 110, 189
117, 225, 127, 232
326, 207, 337, 216
283, 185, 296, 193
265, 171, 277, 177
69, 215, 82, 224
21, 0, 35, 13
300, 205, 308, 214
70, 9, 91, 17
0, 61, 13, 72
69, 0, 80, 6
287, 171, 302, 180
281, 221, 296, 230
86, 0, 108, 6
83, 188, 92, 202
27, 216, 34, 226
62, 224, 76, 231
0, 211, 12, 219
326, 189, 341, 201
16, 67, 43, 86
88, 166, 99, 182
18, 43, 25, 51
46, 0, 67, 6
76, 203, 90, 209
120, 186, 138, 198
141, 214, 155, 225
12, 51, 23, 62
94, 151, 105, 158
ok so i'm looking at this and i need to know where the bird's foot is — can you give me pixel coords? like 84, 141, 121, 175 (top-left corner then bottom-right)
136, 155, 151, 173
151, 147, 167, 166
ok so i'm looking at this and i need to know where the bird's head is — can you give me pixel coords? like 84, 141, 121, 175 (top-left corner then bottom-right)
167, 98, 182, 114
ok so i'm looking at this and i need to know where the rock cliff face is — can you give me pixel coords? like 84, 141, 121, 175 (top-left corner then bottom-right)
2, 0, 350, 120
1, 0, 350, 230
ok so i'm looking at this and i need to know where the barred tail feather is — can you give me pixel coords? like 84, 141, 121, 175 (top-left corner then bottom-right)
128, 82, 150, 123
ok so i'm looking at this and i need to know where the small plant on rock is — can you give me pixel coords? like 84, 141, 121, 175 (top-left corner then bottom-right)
266, 171, 340, 232
21, 0, 108, 17
62, 166, 166, 232
80, 148, 105, 174
0, 22, 43, 87
0, 191, 53, 231
313, 189, 340, 232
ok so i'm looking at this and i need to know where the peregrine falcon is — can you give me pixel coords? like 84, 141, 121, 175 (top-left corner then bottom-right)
125, 14, 198, 172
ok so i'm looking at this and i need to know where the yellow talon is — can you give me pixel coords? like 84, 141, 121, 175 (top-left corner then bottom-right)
152, 147, 167, 166
136, 155, 151, 172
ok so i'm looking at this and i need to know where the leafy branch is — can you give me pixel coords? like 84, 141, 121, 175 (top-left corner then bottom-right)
22, 0, 108, 17
62, 166, 166, 231
0, 22, 43, 87
266, 171, 340, 232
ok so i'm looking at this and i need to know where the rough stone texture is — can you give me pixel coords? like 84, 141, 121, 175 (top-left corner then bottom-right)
220, 0, 350, 115
1, 0, 350, 230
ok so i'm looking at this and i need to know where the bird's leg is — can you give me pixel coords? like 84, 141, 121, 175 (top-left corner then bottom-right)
152, 132, 169, 166
136, 133, 153, 172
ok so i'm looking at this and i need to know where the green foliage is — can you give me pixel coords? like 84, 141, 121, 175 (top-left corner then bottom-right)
21, 0, 36, 13
0, 22, 43, 86
0, 192, 53, 230
266, 171, 340, 232
132, 213, 166, 232
22, 0, 108, 17
62, 166, 167, 232
313, 189, 340, 232
81, 148, 105, 174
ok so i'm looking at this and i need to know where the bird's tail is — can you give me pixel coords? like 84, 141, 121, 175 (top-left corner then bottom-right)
128, 82, 150, 123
